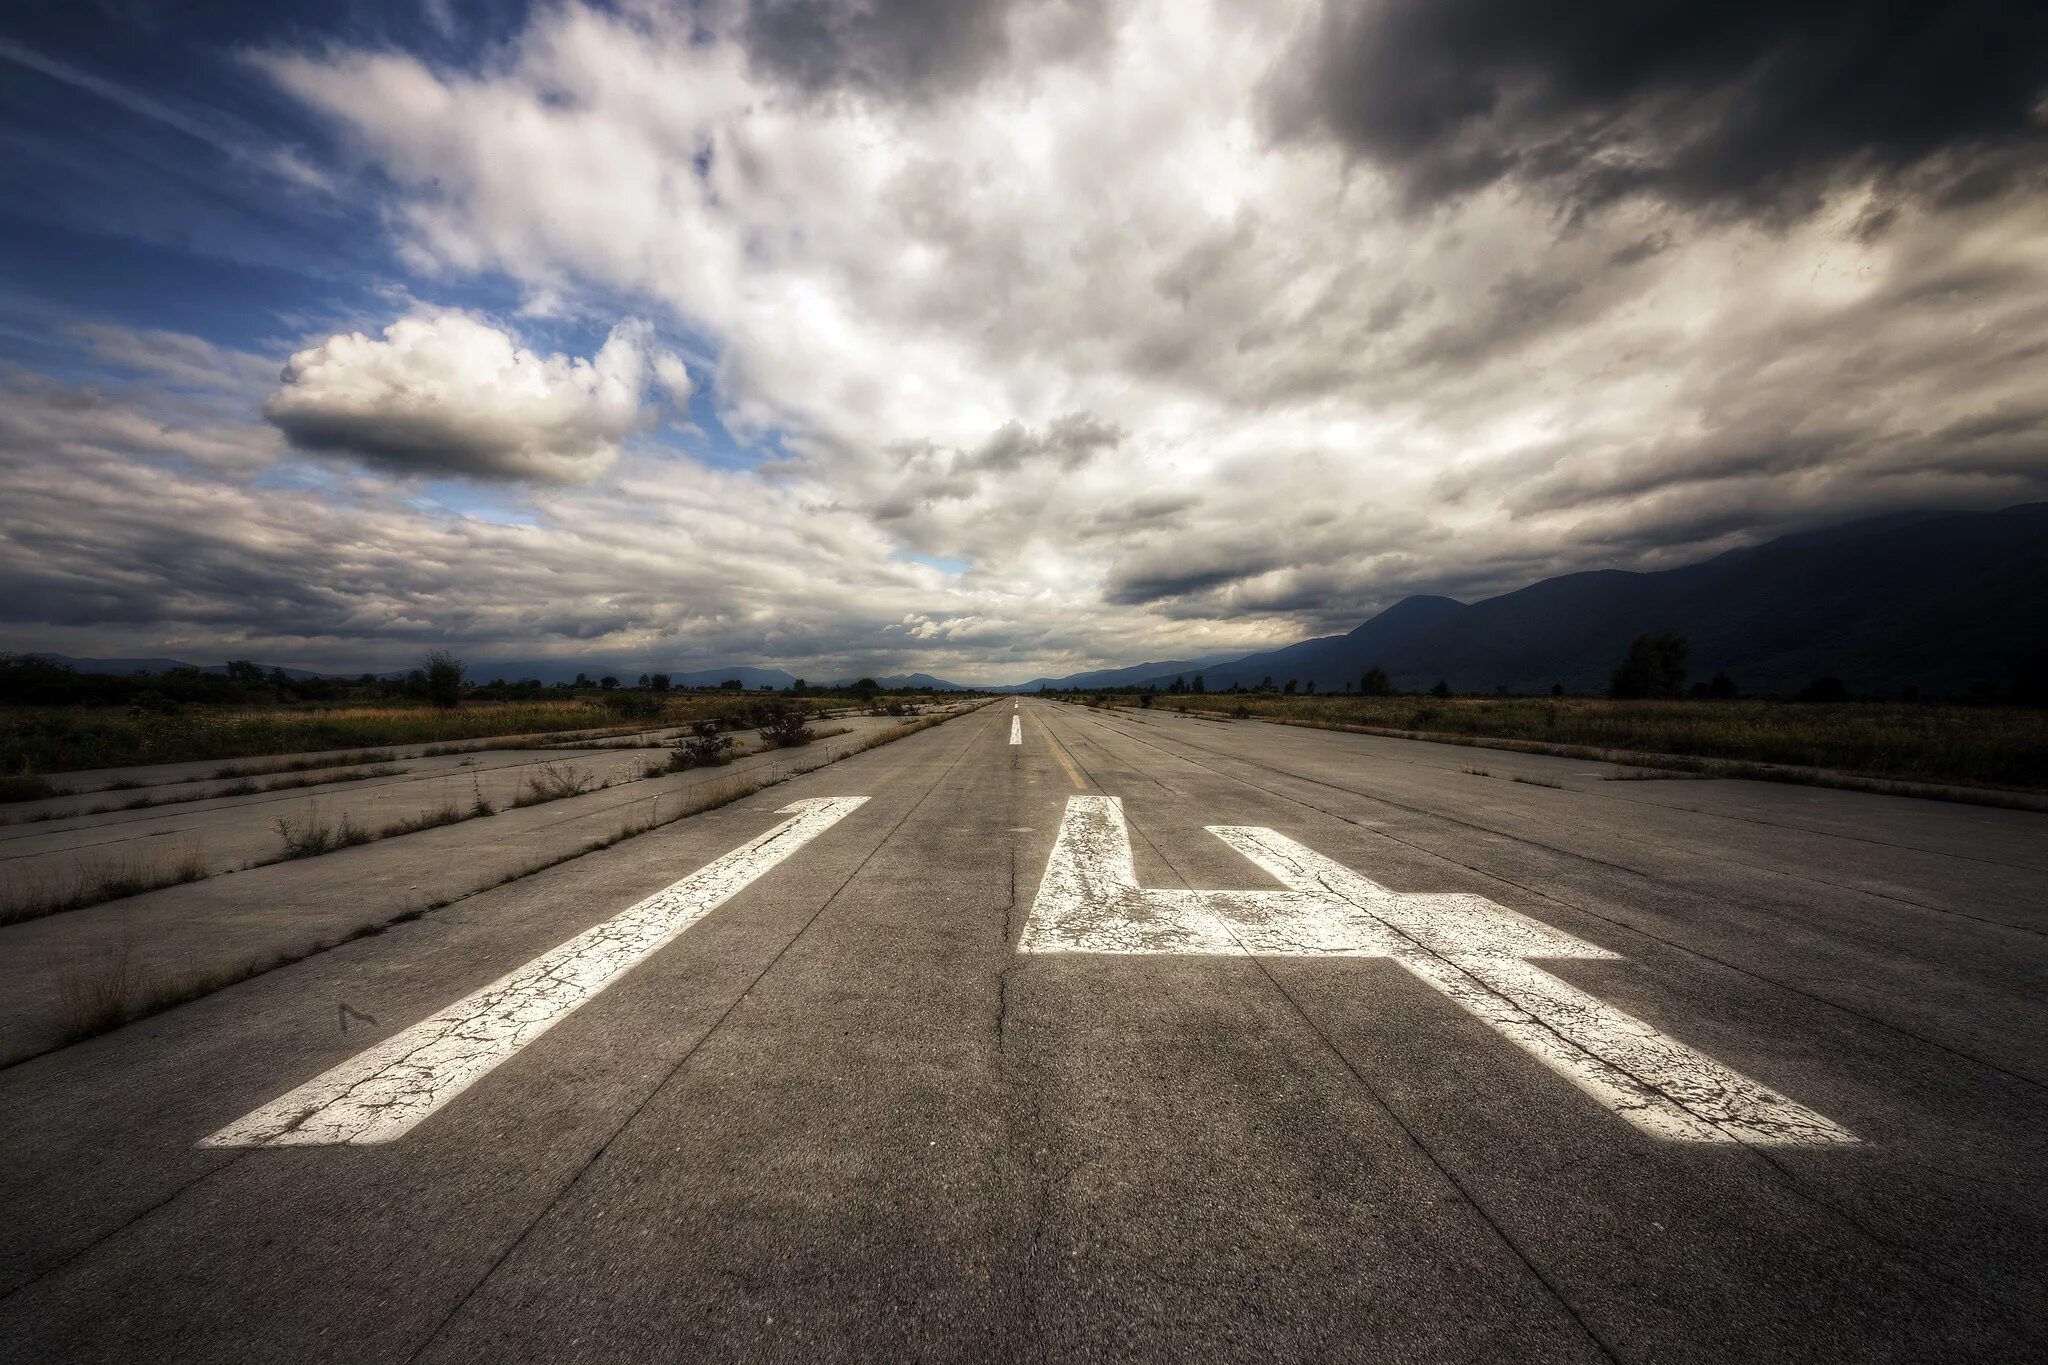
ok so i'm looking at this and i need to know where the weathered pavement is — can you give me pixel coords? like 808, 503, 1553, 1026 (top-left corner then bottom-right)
0, 711, 947, 1058
0, 698, 2042, 1361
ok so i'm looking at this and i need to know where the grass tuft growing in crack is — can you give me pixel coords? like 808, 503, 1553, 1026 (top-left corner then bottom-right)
664, 722, 736, 772
270, 811, 372, 860
1, 842, 211, 925
53, 939, 148, 1038
212, 750, 397, 780
42, 913, 429, 1048
376, 801, 465, 839
511, 761, 599, 806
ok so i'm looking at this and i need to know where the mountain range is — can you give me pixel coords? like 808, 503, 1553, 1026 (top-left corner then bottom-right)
471, 662, 802, 689
1108, 503, 2048, 696
25, 655, 340, 681
23, 504, 2046, 697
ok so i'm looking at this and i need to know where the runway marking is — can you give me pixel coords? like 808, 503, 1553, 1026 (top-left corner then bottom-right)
1010, 716, 1023, 745
203, 797, 867, 1148
1027, 711, 1089, 791
1020, 796, 1855, 1146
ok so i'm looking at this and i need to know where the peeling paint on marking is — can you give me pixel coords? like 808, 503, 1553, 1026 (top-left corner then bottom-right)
1021, 796, 1855, 1146
203, 797, 867, 1148
1010, 716, 1023, 745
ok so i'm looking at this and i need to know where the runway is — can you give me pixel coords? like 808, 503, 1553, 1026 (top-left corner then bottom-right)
1, 699, 2041, 1361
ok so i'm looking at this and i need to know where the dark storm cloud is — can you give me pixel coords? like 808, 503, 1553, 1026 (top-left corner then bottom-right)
1104, 552, 1283, 608
12, 1, 2048, 685
1073, 492, 1201, 543
970, 411, 1123, 473
1272, 0, 2048, 217
738, 0, 1022, 97
1402, 270, 1585, 371
1102, 504, 1400, 612
861, 411, 1122, 529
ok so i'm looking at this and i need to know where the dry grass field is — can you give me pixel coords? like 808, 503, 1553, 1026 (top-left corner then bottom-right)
0, 693, 897, 779
1097, 694, 2048, 793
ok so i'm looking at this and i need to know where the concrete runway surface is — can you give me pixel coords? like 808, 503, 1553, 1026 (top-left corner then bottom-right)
0, 699, 2041, 1362
0, 712, 942, 1057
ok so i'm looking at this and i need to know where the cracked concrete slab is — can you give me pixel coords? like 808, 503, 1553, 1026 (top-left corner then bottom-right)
0, 700, 2040, 1362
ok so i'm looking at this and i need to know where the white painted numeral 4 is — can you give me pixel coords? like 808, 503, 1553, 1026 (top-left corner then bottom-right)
1021, 796, 1855, 1146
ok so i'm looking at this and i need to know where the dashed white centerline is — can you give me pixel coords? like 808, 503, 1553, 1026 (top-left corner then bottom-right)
1010, 716, 1023, 745
1021, 796, 1855, 1146
203, 796, 868, 1148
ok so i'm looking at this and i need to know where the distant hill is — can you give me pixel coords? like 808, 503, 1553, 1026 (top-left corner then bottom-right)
25, 654, 337, 680
991, 653, 1249, 693
672, 666, 799, 689
1130, 598, 1468, 694
464, 661, 799, 688
20, 654, 807, 689
1124, 504, 2048, 696
825, 672, 976, 691
15, 652, 974, 693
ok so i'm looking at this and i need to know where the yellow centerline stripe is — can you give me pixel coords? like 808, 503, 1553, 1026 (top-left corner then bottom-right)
1026, 706, 1089, 791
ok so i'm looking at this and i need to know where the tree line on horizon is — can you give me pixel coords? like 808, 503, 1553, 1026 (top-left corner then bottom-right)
7, 633, 2046, 709
0, 653, 949, 712
1038, 634, 2048, 707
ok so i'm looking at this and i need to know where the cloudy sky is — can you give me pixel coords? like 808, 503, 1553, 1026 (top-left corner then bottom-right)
2, 1, 2044, 683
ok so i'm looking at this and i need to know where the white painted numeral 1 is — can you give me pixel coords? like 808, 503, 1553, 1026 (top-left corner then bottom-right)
205, 797, 867, 1147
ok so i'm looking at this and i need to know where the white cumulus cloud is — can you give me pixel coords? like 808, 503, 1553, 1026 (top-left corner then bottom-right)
254, 0, 2048, 652
264, 310, 686, 484
4, 3, 2044, 683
